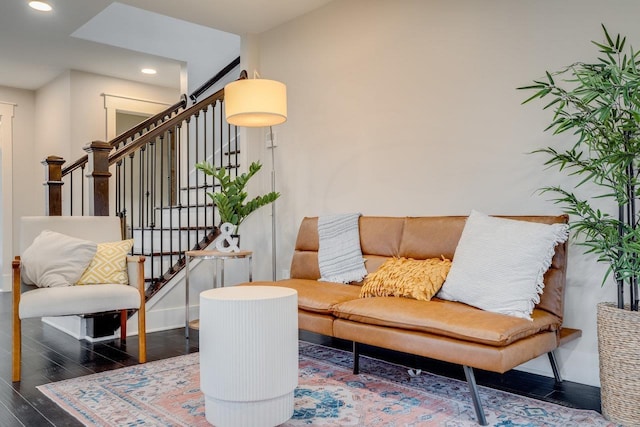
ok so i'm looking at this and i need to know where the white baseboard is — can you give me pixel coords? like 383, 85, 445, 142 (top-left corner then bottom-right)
42, 316, 84, 340
128, 304, 196, 335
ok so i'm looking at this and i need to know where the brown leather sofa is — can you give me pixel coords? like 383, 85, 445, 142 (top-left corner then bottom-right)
242, 215, 582, 425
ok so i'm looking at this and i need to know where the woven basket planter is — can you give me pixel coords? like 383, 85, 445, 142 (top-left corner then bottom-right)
597, 302, 640, 425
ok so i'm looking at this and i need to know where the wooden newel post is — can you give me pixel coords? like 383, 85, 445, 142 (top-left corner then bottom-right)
84, 141, 113, 216
42, 155, 65, 216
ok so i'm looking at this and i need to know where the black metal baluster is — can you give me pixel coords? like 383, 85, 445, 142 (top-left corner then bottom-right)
138, 149, 144, 236
122, 155, 128, 235
150, 139, 157, 289
168, 128, 174, 272
218, 102, 224, 228
219, 102, 223, 172
210, 101, 217, 229
160, 133, 165, 277
81, 165, 85, 216
176, 122, 184, 261
233, 118, 239, 176
141, 145, 147, 258
227, 122, 232, 174
70, 172, 74, 216
116, 160, 122, 218
186, 118, 192, 252
194, 112, 200, 245
129, 152, 134, 239
203, 105, 209, 235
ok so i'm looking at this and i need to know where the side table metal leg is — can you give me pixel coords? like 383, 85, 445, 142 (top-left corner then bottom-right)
213, 258, 219, 288
220, 258, 225, 288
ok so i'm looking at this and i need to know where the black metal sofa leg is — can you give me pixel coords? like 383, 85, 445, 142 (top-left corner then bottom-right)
352, 342, 360, 374
548, 351, 563, 383
463, 365, 488, 426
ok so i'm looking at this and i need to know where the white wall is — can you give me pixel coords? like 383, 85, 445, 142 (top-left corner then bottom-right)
0, 86, 37, 290
35, 72, 72, 184
35, 69, 178, 167
237, 0, 640, 387
68, 70, 179, 162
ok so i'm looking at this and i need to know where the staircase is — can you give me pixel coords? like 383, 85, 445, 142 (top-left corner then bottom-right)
125, 119, 241, 298
44, 61, 241, 309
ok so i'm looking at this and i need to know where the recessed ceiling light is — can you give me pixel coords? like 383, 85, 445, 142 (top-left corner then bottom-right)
141, 68, 157, 75
29, 1, 52, 12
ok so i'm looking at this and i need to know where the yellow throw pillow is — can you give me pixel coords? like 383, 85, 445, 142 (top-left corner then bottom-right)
77, 239, 134, 285
360, 257, 452, 301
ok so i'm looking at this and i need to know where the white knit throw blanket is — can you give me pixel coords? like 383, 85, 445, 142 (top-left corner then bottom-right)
318, 213, 368, 283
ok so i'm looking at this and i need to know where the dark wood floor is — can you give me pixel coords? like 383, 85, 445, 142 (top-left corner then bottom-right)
0, 293, 601, 426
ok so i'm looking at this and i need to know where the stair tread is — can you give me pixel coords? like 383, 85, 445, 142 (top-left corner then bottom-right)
180, 183, 218, 191
155, 203, 215, 210
132, 225, 216, 231
135, 251, 186, 257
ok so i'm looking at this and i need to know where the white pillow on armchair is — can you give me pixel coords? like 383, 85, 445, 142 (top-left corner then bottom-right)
20, 230, 97, 288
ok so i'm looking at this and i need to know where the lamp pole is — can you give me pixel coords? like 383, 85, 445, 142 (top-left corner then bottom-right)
270, 126, 277, 281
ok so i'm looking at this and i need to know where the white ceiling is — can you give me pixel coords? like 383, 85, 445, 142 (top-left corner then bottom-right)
0, 0, 332, 91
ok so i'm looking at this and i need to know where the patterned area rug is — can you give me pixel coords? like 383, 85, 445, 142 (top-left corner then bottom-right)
38, 341, 614, 426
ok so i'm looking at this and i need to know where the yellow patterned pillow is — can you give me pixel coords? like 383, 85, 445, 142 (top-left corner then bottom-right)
77, 239, 134, 285
360, 257, 452, 301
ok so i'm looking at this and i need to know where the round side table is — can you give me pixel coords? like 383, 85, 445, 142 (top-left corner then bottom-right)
199, 286, 298, 427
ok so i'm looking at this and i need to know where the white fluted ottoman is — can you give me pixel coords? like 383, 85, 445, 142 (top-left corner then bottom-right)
199, 286, 298, 427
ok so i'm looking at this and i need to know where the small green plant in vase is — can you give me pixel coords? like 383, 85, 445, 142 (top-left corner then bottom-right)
195, 161, 279, 248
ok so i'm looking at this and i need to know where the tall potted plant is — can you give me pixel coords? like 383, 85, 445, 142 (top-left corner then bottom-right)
195, 160, 279, 244
519, 25, 640, 425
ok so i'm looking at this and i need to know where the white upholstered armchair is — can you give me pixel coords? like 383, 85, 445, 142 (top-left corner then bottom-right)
12, 216, 146, 382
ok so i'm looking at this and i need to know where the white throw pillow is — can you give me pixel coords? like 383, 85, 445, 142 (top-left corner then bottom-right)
21, 230, 98, 288
437, 210, 569, 320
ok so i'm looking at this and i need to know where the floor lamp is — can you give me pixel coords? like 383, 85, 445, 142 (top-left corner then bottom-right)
224, 73, 287, 281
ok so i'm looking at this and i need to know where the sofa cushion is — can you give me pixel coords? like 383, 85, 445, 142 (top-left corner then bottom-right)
438, 210, 569, 320
398, 216, 466, 260
19, 284, 140, 319
360, 257, 451, 301
240, 279, 361, 314
331, 297, 561, 347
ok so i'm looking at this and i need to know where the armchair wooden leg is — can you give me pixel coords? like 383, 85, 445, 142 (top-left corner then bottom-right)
12, 315, 21, 382
12, 257, 22, 382
120, 310, 127, 341
138, 307, 146, 363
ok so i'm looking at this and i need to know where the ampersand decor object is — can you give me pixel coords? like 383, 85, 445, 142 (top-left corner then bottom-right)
215, 222, 240, 252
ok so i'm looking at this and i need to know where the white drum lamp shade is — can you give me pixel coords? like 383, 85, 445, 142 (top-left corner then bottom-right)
224, 79, 287, 127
